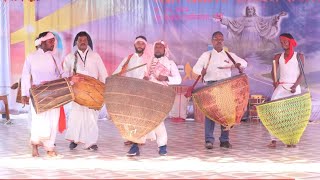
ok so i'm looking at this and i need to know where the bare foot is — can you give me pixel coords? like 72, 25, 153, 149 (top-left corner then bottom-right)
47, 151, 58, 157
267, 140, 276, 148
32, 145, 39, 157
287, 144, 297, 148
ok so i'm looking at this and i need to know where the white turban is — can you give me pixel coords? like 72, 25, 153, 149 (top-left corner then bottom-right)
153, 40, 170, 57
34, 32, 55, 46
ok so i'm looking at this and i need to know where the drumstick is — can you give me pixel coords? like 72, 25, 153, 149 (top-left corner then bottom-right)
273, 60, 277, 85
185, 54, 212, 98
281, 85, 292, 91
113, 63, 147, 76
184, 75, 201, 98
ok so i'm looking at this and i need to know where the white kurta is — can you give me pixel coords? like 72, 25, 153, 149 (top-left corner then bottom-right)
193, 49, 247, 81
21, 49, 64, 151
136, 56, 182, 146
271, 52, 301, 100
63, 48, 108, 148
113, 53, 148, 78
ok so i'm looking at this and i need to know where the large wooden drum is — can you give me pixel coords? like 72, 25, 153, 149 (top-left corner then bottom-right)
192, 74, 250, 129
72, 73, 105, 110
30, 78, 74, 114
104, 76, 176, 143
257, 92, 312, 145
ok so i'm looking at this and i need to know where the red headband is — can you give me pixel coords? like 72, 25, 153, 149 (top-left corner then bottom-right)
280, 36, 297, 64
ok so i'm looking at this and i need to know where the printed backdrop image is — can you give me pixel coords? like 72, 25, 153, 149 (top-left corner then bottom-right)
1, 0, 320, 120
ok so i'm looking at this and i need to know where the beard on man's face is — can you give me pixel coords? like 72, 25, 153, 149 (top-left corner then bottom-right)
154, 53, 164, 58
135, 47, 145, 54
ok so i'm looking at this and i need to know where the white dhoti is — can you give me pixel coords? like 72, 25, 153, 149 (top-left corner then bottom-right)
270, 83, 301, 141
135, 121, 167, 147
271, 84, 301, 101
65, 102, 99, 148
30, 102, 59, 151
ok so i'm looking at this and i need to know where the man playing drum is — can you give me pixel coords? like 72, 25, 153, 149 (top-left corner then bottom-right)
63, 31, 108, 151
21, 31, 79, 157
193, 31, 247, 149
126, 40, 182, 156
113, 35, 153, 146
268, 33, 304, 148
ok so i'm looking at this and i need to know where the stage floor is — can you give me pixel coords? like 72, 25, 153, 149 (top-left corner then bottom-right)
1, 115, 320, 179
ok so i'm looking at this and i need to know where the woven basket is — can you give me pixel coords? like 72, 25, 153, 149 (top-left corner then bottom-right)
257, 92, 312, 145
104, 76, 176, 142
192, 74, 250, 129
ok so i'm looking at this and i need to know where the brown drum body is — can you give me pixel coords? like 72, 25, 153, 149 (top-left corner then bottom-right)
30, 78, 74, 114
192, 74, 250, 129
16, 79, 29, 105
72, 73, 105, 110
104, 76, 176, 143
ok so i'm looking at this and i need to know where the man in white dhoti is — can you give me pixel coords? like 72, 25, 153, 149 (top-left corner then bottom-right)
268, 33, 304, 148
63, 31, 108, 150
126, 40, 182, 156
215, 5, 287, 57
113, 35, 152, 146
193, 31, 247, 150
21, 31, 70, 157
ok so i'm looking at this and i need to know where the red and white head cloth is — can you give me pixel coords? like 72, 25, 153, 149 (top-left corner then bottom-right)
279, 33, 297, 64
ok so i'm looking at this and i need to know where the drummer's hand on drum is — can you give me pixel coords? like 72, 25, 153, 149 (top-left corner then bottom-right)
233, 63, 243, 73
21, 96, 28, 105
290, 84, 297, 93
71, 74, 84, 83
201, 68, 207, 77
143, 76, 150, 81
157, 75, 169, 82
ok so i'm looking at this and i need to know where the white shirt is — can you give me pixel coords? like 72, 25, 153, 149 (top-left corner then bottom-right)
113, 53, 148, 79
63, 48, 108, 83
193, 49, 247, 81
21, 49, 65, 96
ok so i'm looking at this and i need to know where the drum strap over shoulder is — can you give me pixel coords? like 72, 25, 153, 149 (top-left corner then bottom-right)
73, 51, 78, 74
119, 53, 134, 76
225, 51, 243, 74
51, 55, 62, 78
296, 52, 309, 89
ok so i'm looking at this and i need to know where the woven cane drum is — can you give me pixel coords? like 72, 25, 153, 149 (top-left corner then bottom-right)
192, 74, 250, 129
257, 92, 312, 145
104, 76, 176, 143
